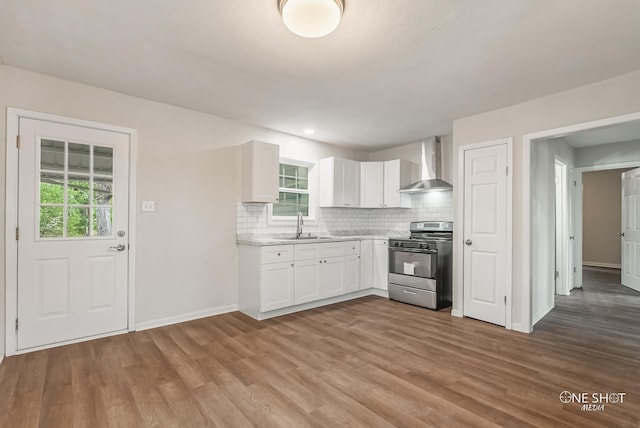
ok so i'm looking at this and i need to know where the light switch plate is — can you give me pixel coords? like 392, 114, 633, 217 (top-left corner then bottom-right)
142, 201, 155, 212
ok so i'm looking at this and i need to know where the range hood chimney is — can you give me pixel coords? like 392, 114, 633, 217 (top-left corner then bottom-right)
399, 136, 452, 193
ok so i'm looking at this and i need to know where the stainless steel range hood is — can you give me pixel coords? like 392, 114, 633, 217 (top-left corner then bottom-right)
399, 136, 452, 193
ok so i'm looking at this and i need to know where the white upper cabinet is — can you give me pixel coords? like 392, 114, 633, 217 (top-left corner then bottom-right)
360, 160, 418, 208
241, 140, 279, 203
360, 162, 384, 208
383, 159, 418, 208
319, 157, 360, 207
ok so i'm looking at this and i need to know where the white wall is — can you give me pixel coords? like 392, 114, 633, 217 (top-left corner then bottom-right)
367, 135, 454, 183
531, 138, 575, 323
582, 168, 635, 268
0, 65, 367, 344
575, 139, 640, 167
453, 70, 640, 331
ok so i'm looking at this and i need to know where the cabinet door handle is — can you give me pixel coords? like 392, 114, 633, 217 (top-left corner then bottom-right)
319, 260, 322, 263
277, 252, 281, 256
291, 263, 294, 267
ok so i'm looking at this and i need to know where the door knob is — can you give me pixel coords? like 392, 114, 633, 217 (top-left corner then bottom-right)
618, 232, 625, 237
569, 235, 575, 240
465, 239, 472, 246
109, 244, 126, 252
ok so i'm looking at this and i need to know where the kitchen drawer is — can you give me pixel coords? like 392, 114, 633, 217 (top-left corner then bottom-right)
319, 242, 346, 258
389, 284, 437, 309
345, 241, 360, 256
261, 245, 294, 264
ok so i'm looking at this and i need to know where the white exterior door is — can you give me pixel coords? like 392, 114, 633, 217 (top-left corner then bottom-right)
17, 118, 130, 350
621, 167, 640, 291
463, 142, 509, 326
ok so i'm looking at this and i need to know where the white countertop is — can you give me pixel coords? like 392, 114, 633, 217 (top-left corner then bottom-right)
237, 233, 404, 246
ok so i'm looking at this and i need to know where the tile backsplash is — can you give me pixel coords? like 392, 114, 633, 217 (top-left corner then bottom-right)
237, 192, 453, 236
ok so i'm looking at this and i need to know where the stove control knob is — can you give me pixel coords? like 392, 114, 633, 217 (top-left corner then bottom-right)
393, 242, 399, 247
399, 242, 404, 247
419, 243, 426, 249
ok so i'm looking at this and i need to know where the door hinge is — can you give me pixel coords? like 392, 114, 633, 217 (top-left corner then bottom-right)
555, 270, 559, 278
15, 227, 19, 241
506, 166, 509, 176
16, 135, 20, 149
15, 319, 18, 331
574, 267, 577, 273
504, 296, 507, 304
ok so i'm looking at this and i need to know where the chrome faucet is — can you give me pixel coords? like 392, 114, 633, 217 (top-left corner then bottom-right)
296, 211, 304, 239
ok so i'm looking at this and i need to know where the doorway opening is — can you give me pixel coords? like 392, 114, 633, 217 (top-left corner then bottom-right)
526, 113, 640, 330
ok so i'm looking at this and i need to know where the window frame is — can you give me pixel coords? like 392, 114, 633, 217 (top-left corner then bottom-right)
268, 158, 317, 224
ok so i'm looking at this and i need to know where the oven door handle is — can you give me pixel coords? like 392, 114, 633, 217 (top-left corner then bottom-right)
388, 248, 436, 254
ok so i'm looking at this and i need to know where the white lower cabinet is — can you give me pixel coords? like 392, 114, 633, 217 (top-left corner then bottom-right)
373, 239, 389, 290
294, 258, 321, 304
239, 240, 366, 320
260, 261, 295, 312
345, 240, 361, 292
294, 242, 346, 303
360, 240, 373, 288
320, 257, 345, 298
345, 254, 361, 292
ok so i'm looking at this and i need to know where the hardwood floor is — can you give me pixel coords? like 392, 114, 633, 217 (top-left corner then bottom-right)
1, 269, 639, 427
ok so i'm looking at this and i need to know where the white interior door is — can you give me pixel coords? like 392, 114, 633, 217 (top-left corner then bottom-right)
463, 142, 508, 326
17, 117, 130, 350
621, 167, 640, 292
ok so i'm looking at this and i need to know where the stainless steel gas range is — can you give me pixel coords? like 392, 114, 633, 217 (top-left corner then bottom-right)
388, 221, 453, 310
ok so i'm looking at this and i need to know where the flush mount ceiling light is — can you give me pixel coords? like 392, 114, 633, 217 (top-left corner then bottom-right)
278, 0, 344, 38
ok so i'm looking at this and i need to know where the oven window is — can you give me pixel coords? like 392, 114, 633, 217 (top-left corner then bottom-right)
390, 250, 434, 278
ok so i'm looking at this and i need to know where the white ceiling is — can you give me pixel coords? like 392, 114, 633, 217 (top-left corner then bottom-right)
1, 0, 639, 149
562, 120, 640, 148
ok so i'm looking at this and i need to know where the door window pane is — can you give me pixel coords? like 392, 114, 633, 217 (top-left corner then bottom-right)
38, 140, 118, 239
94, 146, 113, 175
67, 207, 90, 237
68, 175, 90, 205
93, 177, 113, 206
93, 208, 113, 237
40, 207, 64, 238
68, 143, 91, 173
40, 173, 64, 204
40, 139, 65, 171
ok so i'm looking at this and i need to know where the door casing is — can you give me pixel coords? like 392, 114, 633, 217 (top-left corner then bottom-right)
5, 108, 138, 356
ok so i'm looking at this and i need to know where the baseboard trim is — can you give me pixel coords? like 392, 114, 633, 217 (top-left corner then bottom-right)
0, 353, 4, 366
370, 288, 389, 298
451, 309, 463, 318
511, 322, 531, 333
583, 261, 621, 269
532, 304, 554, 327
135, 305, 238, 331
255, 290, 376, 320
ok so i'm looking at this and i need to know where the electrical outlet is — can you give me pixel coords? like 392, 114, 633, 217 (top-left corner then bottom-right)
142, 201, 155, 212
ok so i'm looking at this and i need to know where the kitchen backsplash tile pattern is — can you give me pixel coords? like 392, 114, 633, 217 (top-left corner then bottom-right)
237, 192, 453, 236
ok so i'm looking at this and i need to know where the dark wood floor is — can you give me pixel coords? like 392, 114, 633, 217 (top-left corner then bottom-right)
1, 269, 639, 427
